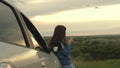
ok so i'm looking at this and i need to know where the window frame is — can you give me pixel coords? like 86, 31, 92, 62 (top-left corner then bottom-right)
21, 13, 50, 53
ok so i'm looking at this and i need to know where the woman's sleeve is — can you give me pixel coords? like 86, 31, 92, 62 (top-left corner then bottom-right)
59, 44, 71, 57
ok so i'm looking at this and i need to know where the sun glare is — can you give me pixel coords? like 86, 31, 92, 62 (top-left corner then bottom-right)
26, 0, 50, 4
31, 16, 44, 24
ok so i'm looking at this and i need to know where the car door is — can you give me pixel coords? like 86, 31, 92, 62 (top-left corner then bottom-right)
21, 13, 61, 68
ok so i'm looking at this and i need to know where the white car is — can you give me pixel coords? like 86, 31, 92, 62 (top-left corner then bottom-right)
0, 0, 61, 68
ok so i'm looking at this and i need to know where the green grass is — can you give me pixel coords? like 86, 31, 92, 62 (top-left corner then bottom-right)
73, 59, 120, 68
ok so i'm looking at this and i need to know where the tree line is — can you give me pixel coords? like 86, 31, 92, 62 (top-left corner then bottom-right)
71, 35, 120, 61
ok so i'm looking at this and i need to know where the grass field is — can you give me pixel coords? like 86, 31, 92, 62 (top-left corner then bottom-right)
73, 59, 120, 68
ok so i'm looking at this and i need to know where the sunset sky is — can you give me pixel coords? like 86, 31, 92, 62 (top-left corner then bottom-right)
6, 0, 120, 36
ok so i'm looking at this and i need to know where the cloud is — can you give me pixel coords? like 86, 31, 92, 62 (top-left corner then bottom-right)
6, 0, 120, 16
34, 20, 120, 36
29, 4, 120, 36
31, 4, 120, 24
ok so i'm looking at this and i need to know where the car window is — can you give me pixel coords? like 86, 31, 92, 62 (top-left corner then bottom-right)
0, 2, 26, 46
21, 14, 49, 52
28, 31, 43, 49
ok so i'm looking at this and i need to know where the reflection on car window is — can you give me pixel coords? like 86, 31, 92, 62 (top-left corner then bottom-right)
28, 31, 42, 49
0, 2, 26, 46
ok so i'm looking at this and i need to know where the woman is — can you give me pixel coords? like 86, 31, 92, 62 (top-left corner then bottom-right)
49, 25, 75, 68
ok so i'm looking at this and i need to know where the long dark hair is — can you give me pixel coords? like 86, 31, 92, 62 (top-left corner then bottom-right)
49, 25, 66, 46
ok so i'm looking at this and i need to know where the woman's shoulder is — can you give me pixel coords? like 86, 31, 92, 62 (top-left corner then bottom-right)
50, 41, 65, 53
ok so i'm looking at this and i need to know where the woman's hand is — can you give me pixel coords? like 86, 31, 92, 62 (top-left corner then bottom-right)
67, 37, 74, 45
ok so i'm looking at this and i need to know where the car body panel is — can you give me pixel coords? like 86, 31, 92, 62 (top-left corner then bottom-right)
0, 42, 43, 68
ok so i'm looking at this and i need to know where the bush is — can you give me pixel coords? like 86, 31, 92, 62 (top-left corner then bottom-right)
71, 35, 120, 61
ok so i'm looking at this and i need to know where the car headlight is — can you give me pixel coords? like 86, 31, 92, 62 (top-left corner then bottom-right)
0, 63, 12, 68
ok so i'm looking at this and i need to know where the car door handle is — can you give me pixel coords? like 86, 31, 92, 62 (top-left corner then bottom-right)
41, 61, 46, 68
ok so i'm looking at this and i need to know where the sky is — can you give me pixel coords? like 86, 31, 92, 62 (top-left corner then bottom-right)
6, 0, 120, 36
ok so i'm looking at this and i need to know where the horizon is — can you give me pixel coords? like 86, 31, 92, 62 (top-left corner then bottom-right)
43, 33, 120, 37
